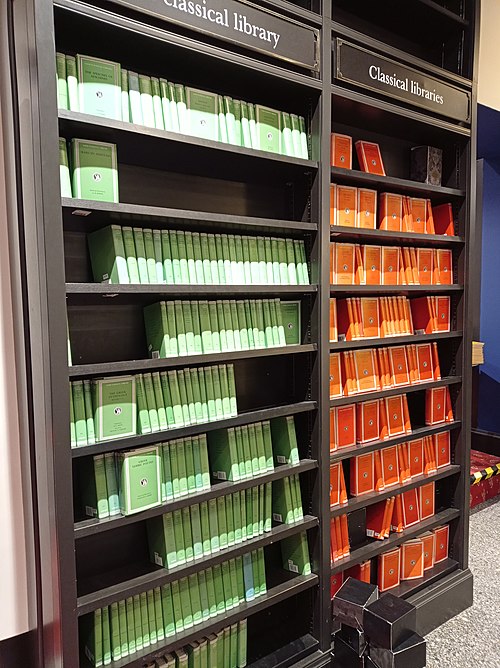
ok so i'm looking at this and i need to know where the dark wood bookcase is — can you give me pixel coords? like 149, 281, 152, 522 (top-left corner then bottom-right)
3, 0, 478, 665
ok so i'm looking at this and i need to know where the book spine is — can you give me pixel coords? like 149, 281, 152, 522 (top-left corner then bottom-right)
94, 454, 109, 519
72, 380, 88, 446
151, 77, 165, 130
227, 364, 237, 416
133, 228, 149, 284
169, 230, 182, 284
104, 453, 120, 516
168, 82, 180, 132
128, 71, 143, 124
69, 384, 76, 448
153, 229, 165, 283
83, 379, 96, 445
143, 373, 160, 432
139, 74, 155, 128
136, 374, 152, 434
55, 52, 68, 110
175, 84, 188, 134
65, 55, 79, 112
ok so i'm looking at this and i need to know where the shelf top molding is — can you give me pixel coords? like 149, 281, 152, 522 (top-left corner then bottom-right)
330, 331, 463, 352
330, 285, 463, 295
330, 226, 464, 248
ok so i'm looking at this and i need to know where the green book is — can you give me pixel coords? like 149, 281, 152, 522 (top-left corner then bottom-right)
207, 634, 218, 668
192, 232, 204, 284
211, 365, 224, 420
255, 299, 266, 348
159, 78, 172, 131
227, 364, 237, 417
280, 300, 301, 345
71, 138, 119, 203
161, 442, 173, 501
151, 77, 165, 131
65, 55, 79, 112
204, 366, 216, 421
146, 511, 177, 568
224, 96, 236, 145
92, 376, 136, 441
282, 112, 294, 157
190, 502, 203, 558
184, 231, 196, 284
227, 235, 238, 285
290, 113, 302, 158
109, 603, 122, 661
175, 649, 189, 668
293, 239, 305, 285
133, 227, 149, 284
195, 571, 209, 622
190, 301, 202, 355
299, 240, 309, 283
161, 584, 175, 638
270, 237, 281, 284
171, 579, 184, 633
198, 434, 210, 490
233, 100, 242, 147
208, 427, 239, 481
281, 531, 311, 575
247, 424, 260, 475
235, 301, 249, 350
272, 475, 295, 524
289, 471, 300, 523
240, 490, 247, 542
241, 236, 251, 285
173, 301, 185, 357
262, 300, 274, 348
169, 230, 182, 284
200, 233, 212, 284
254, 422, 267, 473
262, 420, 274, 471
229, 562, 239, 608
264, 482, 273, 532
77, 54, 121, 120
299, 115, 309, 159
208, 497, 220, 553
255, 105, 281, 154
167, 81, 180, 132
225, 494, 235, 546
59, 137, 72, 198
133, 594, 143, 651
264, 237, 274, 284
204, 568, 217, 618
218, 364, 231, 419
207, 234, 219, 284
153, 229, 164, 283
207, 301, 220, 353
200, 501, 212, 557
222, 300, 234, 352
243, 300, 254, 350
217, 495, 228, 550
234, 427, 246, 480
139, 75, 155, 128
136, 374, 151, 434
217, 95, 228, 143
292, 473, 304, 520
215, 234, 226, 284
55, 52, 68, 110
212, 563, 226, 613
182, 301, 195, 355
120, 68, 129, 123
69, 384, 76, 448
173, 508, 186, 564
275, 298, 286, 346
242, 552, 254, 601
84, 608, 103, 667
190, 367, 203, 424
221, 560, 233, 610
232, 492, 242, 544
143, 229, 157, 282
177, 231, 190, 284
257, 547, 267, 595
191, 434, 203, 490
146, 589, 157, 645
240, 101, 252, 149
238, 619, 248, 668
235, 556, 245, 603
125, 597, 135, 655
169, 439, 180, 497
248, 103, 258, 149
286, 238, 298, 285
176, 438, 188, 497
182, 505, 194, 561
221, 234, 232, 284
104, 453, 120, 516
152, 372, 168, 429
276, 237, 289, 285
249, 300, 259, 351
122, 226, 140, 283
256, 237, 267, 284
248, 237, 260, 283
143, 373, 160, 432
175, 84, 188, 134
128, 71, 143, 124
187, 641, 201, 668
88, 224, 129, 284
222, 627, 231, 666
198, 367, 209, 423
230, 623, 239, 668
228, 301, 240, 351
140, 591, 150, 647
186, 87, 218, 141
184, 437, 196, 494
244, 487, 253, 539
72, 380, 87, 446
116, 445, 161, 514
102, 606, 111, 665
188, 572, 202, 625
179, 575, 194, 628
177, 369, 191, 426
251, 549, 261, 596
154, 586, 165, 643
235, 237, 245, 285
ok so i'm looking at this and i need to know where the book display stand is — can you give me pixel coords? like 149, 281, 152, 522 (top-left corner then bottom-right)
5, 0, 478, 665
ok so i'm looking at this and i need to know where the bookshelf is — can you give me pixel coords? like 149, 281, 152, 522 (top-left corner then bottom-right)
5, 0, 478, 666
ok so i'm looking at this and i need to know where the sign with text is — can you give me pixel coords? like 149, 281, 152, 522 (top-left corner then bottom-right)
110, 0, 319, 70
335, 40, 470, 123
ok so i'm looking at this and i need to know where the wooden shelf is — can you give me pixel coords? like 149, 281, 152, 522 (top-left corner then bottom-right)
330, 284, 463, 295
390, 557, 459, 599
330, 225, 464, 247
330, 331, 462, 352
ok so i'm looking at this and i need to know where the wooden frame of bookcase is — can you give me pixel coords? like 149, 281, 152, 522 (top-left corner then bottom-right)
3, 0, 478, 665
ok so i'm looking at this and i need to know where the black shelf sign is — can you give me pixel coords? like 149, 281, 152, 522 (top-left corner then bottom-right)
110, 0, 319, 70
335, 40, 470, 123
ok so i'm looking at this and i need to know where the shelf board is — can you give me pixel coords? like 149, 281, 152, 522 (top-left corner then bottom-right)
330, 508, 460, 575
330, 284, 463, 295
330, 225, 464, 247
69, 344, 317, 378
329, 376, 461, 407
330, 331, 463, 352
330, 465, 460, 518
79, 572, 318, 665
248, 634, 320, 668
414, 0, 468, 26
390, 557, 459, 599
330, 421, 461, 464
330, 166, 465, 199
61, 198, 318, 235
59, 110, 319, 172
71, 400, 317, 458
75, 458, 318, 539
78, 524, 318, 612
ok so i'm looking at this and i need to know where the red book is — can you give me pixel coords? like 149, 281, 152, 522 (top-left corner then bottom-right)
402, 488, 420, 528
355, 140, 386, 175
330, 572, 344, 597
378, 548, 401, 591
433, 203, 455, 236
410, 297, 434, 334
366, 500, 388, 540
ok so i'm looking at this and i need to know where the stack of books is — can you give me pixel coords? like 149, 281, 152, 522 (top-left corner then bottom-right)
88, 225, 310, 286
56, 52, 309, 159
330, 514, 350, 563
366, 482, 436, 540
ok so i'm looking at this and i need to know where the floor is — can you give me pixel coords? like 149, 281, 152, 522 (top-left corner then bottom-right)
426, 498, 500, 668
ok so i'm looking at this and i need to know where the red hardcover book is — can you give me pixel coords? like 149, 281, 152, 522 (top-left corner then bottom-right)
433, 203, 455, 236
356, 140, 386, 175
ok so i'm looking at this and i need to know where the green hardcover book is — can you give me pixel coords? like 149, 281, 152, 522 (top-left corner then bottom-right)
289, 471, 300, 522
77, 54, 121, 120
208, 497, 220, 553
190, 301, 202, 355
262, 300, 274, 348
190, 434, 202, 491
221, 560, 233, 611
269, 299, 281, 347
233, 100, 242, 147
200, 501, 212, 557
217, 495, 228, 550
72, 380, 87, 446
280, 300, 301, 345
242, 552, 254, 601
55, 52, 68, 110
235, 301, 248, 350
217, 95, 228, 143
255, 299, 266, 348
159, 371, 175, 427
177, 231, 190, 284
153, 229, 164, 283
136, 373, 151, 434
276, 237, 289, 285
120, 67, 129, 122
206, 302, 219, 353
184, 437, 196, 494
290, 113, 302, 158
159, 78, 172, 131
180, 301, 194, 355
218, 364, 231, 419
176, 438, 188, 497
222, 494, 234, 547
196, 571, 210, 622
195, 434, 209, 491
224, 96, 237, 145
88, 224, 129, 284
281, 531, 311, 575
251, 485, 260, 536
249, 300, 259, 351
182, 505, 194, 562
143, 229, 158, 284
293, 473, 304, 520
240, 101, 252, 149
241, 236, 251, 285
146, 511, 177, 568
168, 370, 185, 427
270, 237, 281, 284
230, 623, 239, 668
202, 568, 215, 618
169, 230, 182, 284
256, 236, 267, 284
151, 77, 165, 131
255, 105, 281, 154
65, 54, 79, 112
146, 589, 157, 645
272, 476, 294, 524
214, 234, 225, 284
214, 301, 227, 353
222, 627, 231, 667
189, 368, 203, 425
257, 485, 265, 536
133, 594, 143, 651
233, 427, 246, 480
251, 550, 261, 597
152, 372, 168, 430
247, 424, 260, 475
262, 421, 274, 472
285, 238, 298, 285
204, 366, 216, 422
69, 384, 76, 448
221, 300, 234, 352
93, 375, 136, 441
128, 71, 143, 124
211, 365, 224, 420
228, 301, 240, 351
122, 226, 140, 283
206, 235, 219, 285
183, 231, 196, 284
177, 369, 191, 426
161, 583, 176, 638
263, 237, 274, 285
59, 137, 72, 198
175, 649, 189, 668
139, 75, 155, 128
248, 102, 258, 150
132, 228, 149, 284
175, 84, 188, 134
234, 236, 245, 285
227, 363, 237, 417
84, 608, 103, 667
299, 115, 309, 159
244, 488, 253, 539
169, 440, 180, 498
153, 586, 165, 643
240, 489, 247, 542
116, 445, 161, 514
102, 606, 112, 665
192, 232, 204, 284
186, 372, 199, 428
231, 492, 242, 544
140, 591, 150, 648
143, 373, 160, 432
234, 556, 245, 603
221, 234, 232, 284
167, 81, 180, 132
299, 240, 309, 283
293, 239, 305, 285
227, 235, 238, 285
275, 298, 286, 346
170, 579, 184, 633
104, 453, 120, 516
185, 87, 218, 141
237, 619, 247, 668
188, 572, 202, 625
190, 502, 203, 559
187, 641, 201, 668
257, 547, 267, 595
173, 508, 186, 564
143, 302, 171, 360
198, 367, 209, 423
196, 300, 212, 354
207, 634, 218, 668
254, 422, 267, 473
264, 482, 272, 532
71, 137, 119, 203
282, 112, 294, 157
208, 427, 239, 482
199, 233, 212, 285
242, 300, 254, 350
179, 575, 194, 628
125, 597, 135, 655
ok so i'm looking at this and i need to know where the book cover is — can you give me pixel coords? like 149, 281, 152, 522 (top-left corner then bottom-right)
71, 138, 119, 203
65, 55, 79, 112
128, 71, 143, 124
255, 105, 281, 154
122, 226, 140, 283
280, 300, 301, 345
151, 77, 165, 131
93, 375, 136, 441
116, 445, 161, 515
159, 79, 172, 131
77, 54, 121, 120
143, 373, 160, 431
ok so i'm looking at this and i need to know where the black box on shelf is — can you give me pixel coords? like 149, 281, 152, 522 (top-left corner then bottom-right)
363, 593, 417, 650
333, 635, 367, 668
369, 632, 426, 668
337, 623, 368, 656
410, 145, 443, 186
332, 577, 379, 629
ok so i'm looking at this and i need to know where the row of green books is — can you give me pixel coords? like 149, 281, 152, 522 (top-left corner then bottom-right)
69, 365, 237, 447
147, 483, 275, 569
59, 137, 119, 203
84, 553, 264, 664
143, 299, 300, 359
56, 52, 309, 159
88, 225, 310, 286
